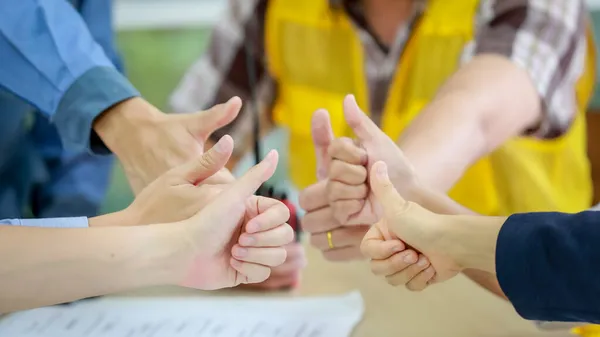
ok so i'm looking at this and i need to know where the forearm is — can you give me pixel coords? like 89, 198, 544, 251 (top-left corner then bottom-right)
399, 55, 540, 192
411, 185, 506, 298
0, 220, 176, 313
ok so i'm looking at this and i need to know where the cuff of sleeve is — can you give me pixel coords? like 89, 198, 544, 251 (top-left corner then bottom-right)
54, 67, 140, 154
16, 217, 89, 228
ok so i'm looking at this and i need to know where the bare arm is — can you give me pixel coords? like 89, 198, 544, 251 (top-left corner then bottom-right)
400, 55, 540, 192
0, 216, 175, 313
409, 182, 506, 298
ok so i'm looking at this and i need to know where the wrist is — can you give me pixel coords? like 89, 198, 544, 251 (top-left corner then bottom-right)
447, 215, 505, 273
89, 210, 134, 227
93, 97, 164, 158
136, 224, 190, 286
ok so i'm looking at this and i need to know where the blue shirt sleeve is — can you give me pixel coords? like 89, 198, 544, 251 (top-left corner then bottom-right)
0, 217, 89, 228
0, 0, 140, 153
496, 211, 600, 324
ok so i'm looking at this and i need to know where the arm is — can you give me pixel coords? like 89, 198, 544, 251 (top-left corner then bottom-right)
495, 211, 600, 323
169, 0, 276, 171
29, 115, 114, 218
399, 1, 585, 192
0, 0, 140, 153
0, 218, 174, 313
410, 183, 507, 299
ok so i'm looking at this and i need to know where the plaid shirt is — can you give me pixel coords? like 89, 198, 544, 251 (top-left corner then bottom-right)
170, 0, 589, 155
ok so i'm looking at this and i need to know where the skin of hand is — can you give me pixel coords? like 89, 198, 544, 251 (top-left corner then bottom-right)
0, 147, 293, 313
172, 148, 295, 290
361, 161, 502, 287
299, 110, 378, 261
93, 96, 240, 194
111, 135, 236, 226
321, 96, 428, 283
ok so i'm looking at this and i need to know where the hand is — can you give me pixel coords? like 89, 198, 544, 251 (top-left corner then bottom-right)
242, 243, 307, 290
173, 150, 295, 290
361, 161, 464, 288
299, 110, 367, 261
94, 97, 240, 194
122, 135, 235, 226
342, 94, 419, 197
326, 137, 378, 226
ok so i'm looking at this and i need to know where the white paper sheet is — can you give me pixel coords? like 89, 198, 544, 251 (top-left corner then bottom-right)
0, 291, 363, 337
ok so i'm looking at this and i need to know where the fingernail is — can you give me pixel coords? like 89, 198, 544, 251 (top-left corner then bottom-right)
377, 163, 387, 178
214, 136, 229, 153
418, 256, 428, 267
349, 94, 357, 104
393, 244, 404, 253
240, 235, 255, 246
403, 252, 417, 263
233, 247, 248, 257
247, 221, 261, 233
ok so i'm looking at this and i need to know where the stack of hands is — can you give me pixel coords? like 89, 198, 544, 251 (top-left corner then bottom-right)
300, 95, 495, 291
99, 94, 492, 294
95, 96, 305, 291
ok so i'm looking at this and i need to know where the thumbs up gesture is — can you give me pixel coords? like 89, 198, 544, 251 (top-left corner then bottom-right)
325, 95, 436, 289
362, 161, 465, 285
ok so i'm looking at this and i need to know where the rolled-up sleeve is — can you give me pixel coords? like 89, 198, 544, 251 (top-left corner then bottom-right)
0, 0, 140, 153
0, 217, 89, 228
474, 0, 586, 138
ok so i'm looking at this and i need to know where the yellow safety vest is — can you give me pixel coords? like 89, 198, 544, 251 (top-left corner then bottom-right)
265, 0, 596, 215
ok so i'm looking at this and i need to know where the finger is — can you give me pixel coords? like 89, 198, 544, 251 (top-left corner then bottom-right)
218, 150, 278, 206
327, 181, 368, 202
331, 199, 364, 225
322, 246, 365, 261
360, 224, 405, 259
239, 224, 294, 247
329, 159, 367, 185
385, 255, 431, 286
270, 256, 307, 276
282, 242, 305, 261
244, 197, 291, 233
186, 96, 242, 138
299, 180, 328, 211
406, 266, 436, 292
328, 137, 367, 165
369, 250, 419, 276
242, 274, 299, 290
343, 94, 382, 145
309, 226, 370, 251
300, 207, 339, 233
311, 109, 335, 180
230, 258, 271, 284
171, 135, 234, 184
231, 246, 287, 267
370, 161, 409, 217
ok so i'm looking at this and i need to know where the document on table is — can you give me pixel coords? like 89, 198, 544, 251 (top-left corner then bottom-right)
0, 291, 364, 337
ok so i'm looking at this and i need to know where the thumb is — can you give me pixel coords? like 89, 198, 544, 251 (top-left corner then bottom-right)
343, 94, 381, 144
369, 161, 409, 218
216, 149, 279, 207
186, 96, 242, 138
173, 135, 234, 184
311, 109, 334, 180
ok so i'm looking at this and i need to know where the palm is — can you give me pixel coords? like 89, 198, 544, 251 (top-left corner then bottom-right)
178, 204, 252, 290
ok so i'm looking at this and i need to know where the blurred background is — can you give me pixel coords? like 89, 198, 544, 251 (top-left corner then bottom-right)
102, 0, 600, 214
101, 0, 225, 213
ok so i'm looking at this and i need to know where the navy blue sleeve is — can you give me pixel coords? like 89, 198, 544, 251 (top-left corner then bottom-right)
496, 211, 600, 323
